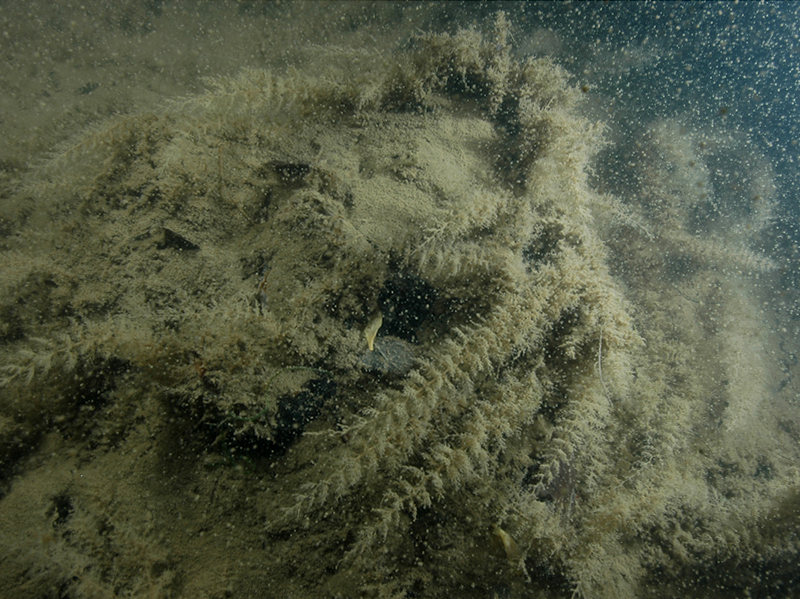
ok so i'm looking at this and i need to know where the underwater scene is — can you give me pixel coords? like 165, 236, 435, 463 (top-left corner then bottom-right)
0, 2, 798, 597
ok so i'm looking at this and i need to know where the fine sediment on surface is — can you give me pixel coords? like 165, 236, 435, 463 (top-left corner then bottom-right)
0, 14, 796, 599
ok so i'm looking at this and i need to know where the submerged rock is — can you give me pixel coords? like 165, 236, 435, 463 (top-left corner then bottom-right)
0, 11, 789, 599
359, 336, 416, 377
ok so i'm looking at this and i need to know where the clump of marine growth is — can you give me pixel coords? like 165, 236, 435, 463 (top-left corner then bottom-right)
1, 14, 796, 599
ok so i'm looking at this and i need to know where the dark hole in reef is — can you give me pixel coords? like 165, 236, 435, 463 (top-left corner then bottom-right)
543, 307, 581, 361
523, 223, 564, 266
378, 271, 437, 343
157, 227, 200, 252
207, 374, 337, 461
49, 492, 74, 528
272, 376, 336, 451
60, 358, 130, 438
272, 161, 311, 185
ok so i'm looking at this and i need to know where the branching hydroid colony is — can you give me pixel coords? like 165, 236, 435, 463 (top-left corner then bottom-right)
0, 13, 796, 599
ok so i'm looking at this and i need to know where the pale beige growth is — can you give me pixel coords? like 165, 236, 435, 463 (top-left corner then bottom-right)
363, 313, 382, 351
0, 12, 794, 599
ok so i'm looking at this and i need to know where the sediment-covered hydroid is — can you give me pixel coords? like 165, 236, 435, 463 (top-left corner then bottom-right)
0, 13, 795, 599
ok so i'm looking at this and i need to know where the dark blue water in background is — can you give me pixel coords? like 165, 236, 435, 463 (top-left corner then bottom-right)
504, 0, 800, 306
522, 2, 797, 189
